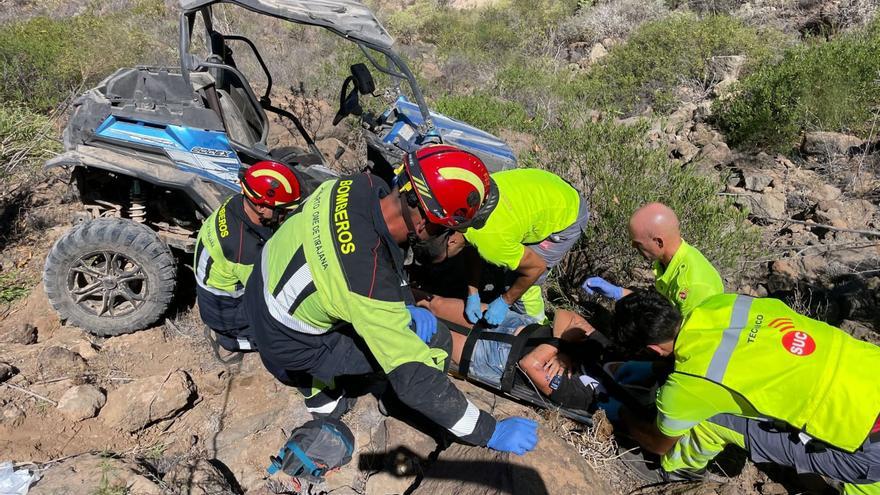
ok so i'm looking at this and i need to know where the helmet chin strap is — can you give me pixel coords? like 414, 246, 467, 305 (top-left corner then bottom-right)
399, 193, 421, 247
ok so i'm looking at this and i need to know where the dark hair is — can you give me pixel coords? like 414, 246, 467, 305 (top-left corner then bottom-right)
612, 289, 682, 350
412, 229, 452, 264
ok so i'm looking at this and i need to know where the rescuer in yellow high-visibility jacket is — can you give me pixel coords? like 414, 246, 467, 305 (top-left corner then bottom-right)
610, 290, 880, 494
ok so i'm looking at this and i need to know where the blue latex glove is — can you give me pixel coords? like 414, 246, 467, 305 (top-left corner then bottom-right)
614, 361, 656, 386
581, 276, 624, 300
596, 397, 623, 422
407, 305, 437, 344
484, 296, 510, 325
465, 293, 483, 324
487, 417, 539, 455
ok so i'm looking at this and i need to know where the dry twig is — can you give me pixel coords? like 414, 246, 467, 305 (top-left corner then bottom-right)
3, 382, 58, 406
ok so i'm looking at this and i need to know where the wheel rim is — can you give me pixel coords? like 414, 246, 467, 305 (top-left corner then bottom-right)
67, 251, 148, 318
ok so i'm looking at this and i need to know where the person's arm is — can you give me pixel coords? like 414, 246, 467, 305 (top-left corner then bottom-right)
194, 241, 246, 332
552, 309, 596, 342
620, 407, 680, 455
502, 246, 547, 305
465, 246, 483, 298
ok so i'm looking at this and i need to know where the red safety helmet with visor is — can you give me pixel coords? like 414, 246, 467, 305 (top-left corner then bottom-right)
240, 161, 302, 210
397, 145, 492, 230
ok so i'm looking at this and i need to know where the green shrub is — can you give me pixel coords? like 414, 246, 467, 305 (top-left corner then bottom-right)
0, 103, 60, 178
0, 269, 30, 304
0, 12, 159, 111
522, 116, 760, 298
715, 20, 880, 150
434, 93, 539, 134
572, 13, 775, 115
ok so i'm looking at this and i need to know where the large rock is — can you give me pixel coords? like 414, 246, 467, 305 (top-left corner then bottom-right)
100, 370, 197, 432
30, 454, 162, 495
694, 141, 733, 168
747, 191, 787, 218
801, 131, 863, 157
37, 346, 87, 377
57, 384, 106, 421
163, 458, 235, 495
0, 323, 37, 345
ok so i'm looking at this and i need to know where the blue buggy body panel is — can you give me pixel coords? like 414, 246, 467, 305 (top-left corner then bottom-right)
95, 116, 241, 192
382, 96, 517, 172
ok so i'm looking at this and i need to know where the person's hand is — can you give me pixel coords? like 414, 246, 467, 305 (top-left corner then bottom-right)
544, 356, 565, 381
465, 293, 482, 324
484, 296, 510, 325
406, 305, 437, 343
581, 277, 624, 300
614, 361, 656, 386
487, 417, 539, 455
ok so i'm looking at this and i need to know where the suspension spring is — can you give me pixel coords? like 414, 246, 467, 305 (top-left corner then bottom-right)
129, 180, 146, 224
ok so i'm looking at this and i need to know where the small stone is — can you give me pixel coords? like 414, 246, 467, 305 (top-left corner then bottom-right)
742, 170, 773, 191
762, 482, 789, 495
0, 323, 37, 345
587, 43, 608, 65
0, 362, 16, 382
57, 384, 106, 421
73, 341, 99, 360
672, 140, 699, 163
1, 403, 25, 427
695, 141, 734, 168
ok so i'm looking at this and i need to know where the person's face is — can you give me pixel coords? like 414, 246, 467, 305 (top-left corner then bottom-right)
431, 231, 466, 263
629, 224, 663, 262
244, 200, 278, 225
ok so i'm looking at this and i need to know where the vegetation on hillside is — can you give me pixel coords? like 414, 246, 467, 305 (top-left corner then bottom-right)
0, 4, 169, 112
0, 0, 876, 290
716, 18, 880, 150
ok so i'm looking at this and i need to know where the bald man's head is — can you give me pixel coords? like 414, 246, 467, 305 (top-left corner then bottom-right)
628, 202, 682, 264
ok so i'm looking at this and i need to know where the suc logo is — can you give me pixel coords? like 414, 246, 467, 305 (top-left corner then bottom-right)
769, 318, 816, 356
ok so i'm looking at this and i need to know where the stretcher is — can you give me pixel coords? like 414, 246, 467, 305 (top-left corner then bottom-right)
444, 319, 595, 425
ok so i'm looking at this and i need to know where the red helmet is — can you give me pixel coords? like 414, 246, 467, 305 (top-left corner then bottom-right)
398, 145, 491, 229
241, 161, 302, 209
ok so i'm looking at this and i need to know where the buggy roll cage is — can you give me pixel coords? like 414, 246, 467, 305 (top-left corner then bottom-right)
177, 0, 436, 145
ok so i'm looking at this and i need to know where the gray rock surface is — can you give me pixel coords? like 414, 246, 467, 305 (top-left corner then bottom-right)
801, 131, 862, 157
100, 370, 196, 432
0, 323, 37, 345
163, 458, 234, 495
57, 384, 106, 421
30, 454, 162, 495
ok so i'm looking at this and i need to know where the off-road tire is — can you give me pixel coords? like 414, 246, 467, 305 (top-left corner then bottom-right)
43, 218, 176, 336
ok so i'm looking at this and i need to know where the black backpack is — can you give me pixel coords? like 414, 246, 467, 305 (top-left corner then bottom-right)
267, 417, 355, 482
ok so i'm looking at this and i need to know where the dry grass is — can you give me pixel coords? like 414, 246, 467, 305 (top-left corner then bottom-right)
544, 409, 645, 494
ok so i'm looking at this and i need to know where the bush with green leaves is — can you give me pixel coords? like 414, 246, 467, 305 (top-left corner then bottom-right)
434, 93, 540, 135
0, 103, 60, 178
714, 20, 880, 150
521, 116, 759, 300
571, 13, 775, 115
0, 11, 163, 111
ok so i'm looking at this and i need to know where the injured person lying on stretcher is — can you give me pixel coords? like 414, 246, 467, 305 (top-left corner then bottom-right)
416, 293, 609, 415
